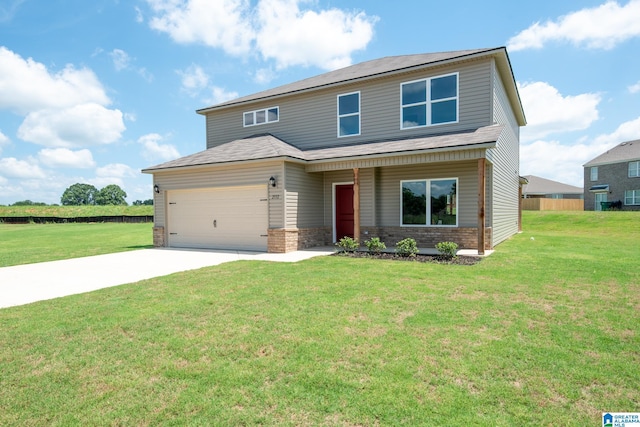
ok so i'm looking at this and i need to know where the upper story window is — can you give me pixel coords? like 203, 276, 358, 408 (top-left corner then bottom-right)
590, 166, 598, 181
337, 92, 360, 137
629, 161, 640, 177
401, 73, 458, 129
243, 107, 279, 127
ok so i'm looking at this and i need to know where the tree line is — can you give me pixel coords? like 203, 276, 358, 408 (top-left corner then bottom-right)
60, 183, 152, 206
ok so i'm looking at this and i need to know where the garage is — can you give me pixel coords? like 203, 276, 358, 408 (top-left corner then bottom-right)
166, 186, 268, 251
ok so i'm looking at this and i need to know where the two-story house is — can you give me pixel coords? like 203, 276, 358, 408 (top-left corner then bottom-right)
142, 47, 526, 254
583, 139, 640, 211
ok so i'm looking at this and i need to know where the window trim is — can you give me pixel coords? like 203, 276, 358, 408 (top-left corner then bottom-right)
243, 106, 279, 127
629, 161, 640, 178
400, 72, 459, 130
590, 166, 598, 181
625, 189, 640, 205
337, 91, 361, 138
400, 178, 459, 227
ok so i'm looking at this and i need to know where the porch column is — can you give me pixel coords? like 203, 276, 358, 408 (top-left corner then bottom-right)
353, 168, 360, 243
477, 158, 486, 255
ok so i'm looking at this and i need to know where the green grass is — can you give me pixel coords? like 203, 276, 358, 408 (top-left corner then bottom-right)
0, 211, 638, 425
0, 205, 154, 217
0, 223, 153, 267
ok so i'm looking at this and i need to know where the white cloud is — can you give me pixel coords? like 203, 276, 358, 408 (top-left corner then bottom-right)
593, 115, 640, 146
0, 157, 46, 179
508, 0, 640, 51
0, 130, 9, 153
206, 86, 239, 105
0, 46, 110, 114
135, 6, 144, 23
145, 0, 377, 71
147, 0, 255, 55
109, 48, 153, 81
521, 116, 640, 187
110, 48, 131, 71
0, 0, 26, 23
518, 81, 600, 142
38, 148, 96, 168
256, 0, 377, 70
178, 64, 209, 94
628, 81, 640, 94
96, 163, 138, 178
138, 133, 180, 161
17, 103, 125, 148
253, 67, 275, 84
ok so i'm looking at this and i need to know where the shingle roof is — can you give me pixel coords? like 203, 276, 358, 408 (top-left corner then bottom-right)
583, 139, 640, 166
142, 125, 503, 172
197, 47, 520, 114
522, 175, 583, 195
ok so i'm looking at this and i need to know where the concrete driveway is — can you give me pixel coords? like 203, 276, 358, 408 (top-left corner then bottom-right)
0, 247, 334, 309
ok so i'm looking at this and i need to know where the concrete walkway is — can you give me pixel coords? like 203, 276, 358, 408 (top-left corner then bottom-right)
0, 247, 335, 309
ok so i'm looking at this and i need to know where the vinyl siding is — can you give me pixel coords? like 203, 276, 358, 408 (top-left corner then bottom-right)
487, 60, 520, 245
283, 162, 324, 228
205, 60, 493, 150
376, 161, 480, 227
151, 161, 284, 229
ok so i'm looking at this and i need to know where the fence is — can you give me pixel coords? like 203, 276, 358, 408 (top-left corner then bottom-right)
522, 198, 583, 211
0, 215, 154, 224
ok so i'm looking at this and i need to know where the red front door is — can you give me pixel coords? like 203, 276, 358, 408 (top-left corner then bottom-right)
335, 184, 354, 240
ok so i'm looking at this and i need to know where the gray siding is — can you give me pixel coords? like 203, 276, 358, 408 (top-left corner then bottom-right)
151, 161, 284, 229
284, 162, 324, 228
375, 161, 480, 227
205, 60, 493, 150
487, 60, 520, 245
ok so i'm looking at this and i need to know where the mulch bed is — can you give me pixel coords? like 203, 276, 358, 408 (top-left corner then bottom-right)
332, 251, 481, 265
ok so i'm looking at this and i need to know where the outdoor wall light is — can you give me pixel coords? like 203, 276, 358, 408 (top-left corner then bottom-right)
269, 176, 276, 187
154, 184, 160, 194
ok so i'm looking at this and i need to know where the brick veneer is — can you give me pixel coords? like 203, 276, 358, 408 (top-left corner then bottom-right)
268, 227, 331, 253
268, 226, 491, 252
153, 226, 165, 247
361, 226, 493, 250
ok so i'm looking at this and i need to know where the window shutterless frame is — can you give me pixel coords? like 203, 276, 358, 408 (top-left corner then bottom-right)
337, 91, 361, 137
243, 106, 279, 127
400, 178, 458, 227
400, 73, 458, 130
628, 161, 640, 178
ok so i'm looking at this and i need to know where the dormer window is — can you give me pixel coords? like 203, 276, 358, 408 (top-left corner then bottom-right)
401, 73, 458, 129
244, 107, 279, 127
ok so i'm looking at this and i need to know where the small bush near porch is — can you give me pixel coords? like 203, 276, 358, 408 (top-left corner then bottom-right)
0, 211, 638, 425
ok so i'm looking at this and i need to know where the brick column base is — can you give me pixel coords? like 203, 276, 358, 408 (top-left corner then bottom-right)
153, 226, 165, 247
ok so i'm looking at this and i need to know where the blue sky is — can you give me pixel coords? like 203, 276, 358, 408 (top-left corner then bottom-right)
1, 0, 639, 204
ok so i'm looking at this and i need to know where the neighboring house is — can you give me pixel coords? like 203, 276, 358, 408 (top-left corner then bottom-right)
143, 47, 526, 254
583, 139, 640, 211
522, 175, 583, 199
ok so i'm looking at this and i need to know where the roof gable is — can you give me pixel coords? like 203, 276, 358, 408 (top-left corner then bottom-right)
584, 139, 640, 166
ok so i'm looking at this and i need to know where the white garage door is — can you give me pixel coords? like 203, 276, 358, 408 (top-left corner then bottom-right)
167, 186, 268, 251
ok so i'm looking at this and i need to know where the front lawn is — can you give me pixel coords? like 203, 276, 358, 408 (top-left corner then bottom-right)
0, 211, 638, 425
0, 223, 152, 267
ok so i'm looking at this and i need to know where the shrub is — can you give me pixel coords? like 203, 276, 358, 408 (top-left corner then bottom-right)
395, 238, 419, 257
364, 237, 386, 254
335, 236, 359, 253
435, 241, 458, 259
